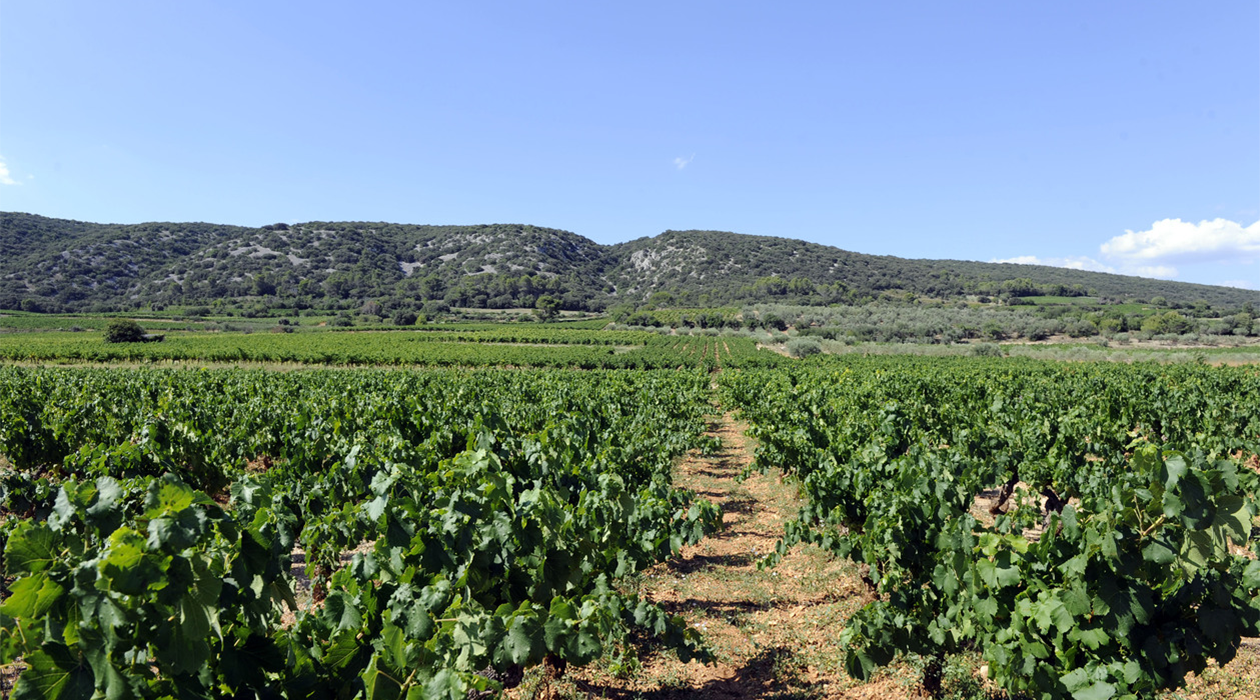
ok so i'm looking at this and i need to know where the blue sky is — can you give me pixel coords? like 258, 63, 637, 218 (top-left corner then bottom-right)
2, 1, 1257, 289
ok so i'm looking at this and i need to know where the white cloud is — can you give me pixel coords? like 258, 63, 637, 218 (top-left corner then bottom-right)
1100, 218, 1260, 265
992, 255, 1115, 273
1129, 265, 1179, 279
998, 217, 1258, 285
673, 154, 695, 170
992, 255, 1041, 265
1220, 280, 1256, 290
993, 254, 1180, 279
0, 158, 18, 186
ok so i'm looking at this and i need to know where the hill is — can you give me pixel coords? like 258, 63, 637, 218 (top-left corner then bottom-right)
603, 229, 1253, 308
1, 212, 1253, 314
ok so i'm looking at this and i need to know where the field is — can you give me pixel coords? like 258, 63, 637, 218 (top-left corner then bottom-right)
1, 325, 1258, 699
1019, 296, 1104, 306
0, 328, 782, 370
0, 311, 615, 333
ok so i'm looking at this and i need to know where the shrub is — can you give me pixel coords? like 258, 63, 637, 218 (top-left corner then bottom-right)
786, 338, 823, 358
970, 343, 1003, 357
1066, 320, 1099, 338
103, 319, 146, 343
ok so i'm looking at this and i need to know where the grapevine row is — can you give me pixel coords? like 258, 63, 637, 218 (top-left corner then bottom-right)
721, 356, 1260, 699
1, 367, 724, 698
0, 330, 783, 370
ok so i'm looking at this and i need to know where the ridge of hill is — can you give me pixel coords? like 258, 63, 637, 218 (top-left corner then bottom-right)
1, 212, 1253, 313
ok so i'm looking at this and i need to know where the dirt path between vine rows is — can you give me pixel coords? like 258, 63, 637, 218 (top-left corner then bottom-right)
549, 412, 1260, 700
560, 411, 924, 699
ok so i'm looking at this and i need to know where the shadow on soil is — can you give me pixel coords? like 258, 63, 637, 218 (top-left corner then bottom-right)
655, 596, 768, 619
575, 647, 822, 700
665, 552, 756, 575
685, 466, 745, 479
716, 495, 758, 516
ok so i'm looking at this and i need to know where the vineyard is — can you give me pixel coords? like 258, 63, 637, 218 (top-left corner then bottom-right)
1, 342, 1258, 698
0, 367, 725, 697
0, 330, 780, 371
721, 357, 1260, 699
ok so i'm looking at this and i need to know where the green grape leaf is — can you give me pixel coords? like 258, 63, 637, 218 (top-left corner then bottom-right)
0, 573, 64, 619
504, 612, 543, 665
1213, 495, 1250, 544
1162, 453, 1188, 489
1141, 539, 1176, 565
360, 653, 403, 700
543, 598, 575, 650
321, 591, 362, 633
1072, 682, 1117, 700
5, 522, 58, 574
1068, 626, 1110, 650
365, 495, 389, 523
324, 631, 362, 671
11, 646, 93, 700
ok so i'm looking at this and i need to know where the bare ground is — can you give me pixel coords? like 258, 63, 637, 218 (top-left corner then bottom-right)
552, 413, 931, 699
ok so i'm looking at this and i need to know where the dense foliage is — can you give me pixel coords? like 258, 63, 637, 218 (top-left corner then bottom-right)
0, 367, 723, 697
102, 319, 146, 343
721, 357, 1260, 699
752, 303, 1258, 345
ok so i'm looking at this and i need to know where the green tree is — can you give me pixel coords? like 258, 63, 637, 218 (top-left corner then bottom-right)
252, 274, 277, 296
646, 291, 674, 309
1141, 311, 1192, 335
391, 310, 418, 326
103, 319, 146, 343
533, 294, 561, 321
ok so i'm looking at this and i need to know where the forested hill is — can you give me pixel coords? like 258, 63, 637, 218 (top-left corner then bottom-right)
603, 230, 1256, 308
1, 212, 1253, 313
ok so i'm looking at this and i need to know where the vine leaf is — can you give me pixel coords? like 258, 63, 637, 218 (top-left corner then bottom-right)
5, 522, 58, 574
12, 647, 93, 700
0, 572, 63, 619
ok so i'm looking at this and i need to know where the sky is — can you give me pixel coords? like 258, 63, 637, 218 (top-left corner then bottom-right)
1, 1, 1257, 290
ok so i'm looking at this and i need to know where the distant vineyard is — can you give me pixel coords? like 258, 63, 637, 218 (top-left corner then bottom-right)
0, 329, 782, 370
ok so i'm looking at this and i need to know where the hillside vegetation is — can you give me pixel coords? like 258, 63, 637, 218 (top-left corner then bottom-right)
2, 212, 1253, 315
